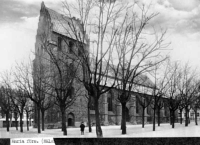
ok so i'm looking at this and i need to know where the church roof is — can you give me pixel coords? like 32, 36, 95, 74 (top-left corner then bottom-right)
134, 74, 154, 88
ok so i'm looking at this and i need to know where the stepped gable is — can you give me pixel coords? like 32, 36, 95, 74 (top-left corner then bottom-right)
42, 2, 86, 42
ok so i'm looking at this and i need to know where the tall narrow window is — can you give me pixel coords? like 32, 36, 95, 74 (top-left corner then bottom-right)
78, 43, 85, 56
107, 91, 113, 111
90, 97, 95, 110
68, 63, 75, 77
78, 48, 81, 56
69, 41, 74, 53
69, 87, 74, 100
58, 37, 62, 51
136, 97, 139, 114
147, 105, 151, 115
164, 103, 167, 116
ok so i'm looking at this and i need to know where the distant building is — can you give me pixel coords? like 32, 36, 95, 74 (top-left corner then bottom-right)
33, 2, 174, 128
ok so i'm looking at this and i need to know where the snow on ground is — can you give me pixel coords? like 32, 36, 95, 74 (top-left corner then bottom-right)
1, 121, 200, 138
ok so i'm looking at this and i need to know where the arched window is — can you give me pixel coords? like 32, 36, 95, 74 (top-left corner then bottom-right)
107, 91, 113, 111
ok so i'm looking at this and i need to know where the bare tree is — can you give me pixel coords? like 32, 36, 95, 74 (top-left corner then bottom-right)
37, 30, 84, 135
150, 61, 170, 131
178, 99, 185, 124
136, 89, 152, 128
164, 62, 182, 128
11, 89, 29, 132
13, 107, 19, 130
13, 61, 45, 133
24, 102, 33, 131
156, 98, 164, 127
178, 63, 199, 127
40, 94, 54, 131
84, 93, 92, 132
0, 71, 16, 132
0, 86, 12, 132
64, 0, 169, 136
112, 4, 169, 134
33, 57, 54, 131
1, 69, 32, 132
60, 0, 130, 137
191, 93, 200, 126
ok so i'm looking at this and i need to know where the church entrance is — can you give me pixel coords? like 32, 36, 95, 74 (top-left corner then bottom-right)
126, 107, 130, 122
67, 113, 75, 126
68, 118, 73, 126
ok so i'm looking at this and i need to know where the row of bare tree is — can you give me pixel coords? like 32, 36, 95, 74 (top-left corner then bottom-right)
51, 0, 169, 137
51, 0, 200, 137
136, 61, 200, 132
0, 69, 33, 133
1, 0, 200, 138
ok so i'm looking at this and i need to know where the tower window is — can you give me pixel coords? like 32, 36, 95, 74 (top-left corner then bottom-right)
78, 48, 81, 56
69, 41, 74, 53
58, 37, 62, 51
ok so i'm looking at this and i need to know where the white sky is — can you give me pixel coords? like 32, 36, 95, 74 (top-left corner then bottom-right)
0, 0, 200, 72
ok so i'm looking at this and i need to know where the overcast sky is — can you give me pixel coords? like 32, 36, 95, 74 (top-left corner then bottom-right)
0, 0, 200, 72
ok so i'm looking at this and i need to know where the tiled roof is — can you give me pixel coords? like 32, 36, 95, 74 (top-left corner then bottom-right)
89, 59, 154, 89
46, 7, 84, 41
134, 74, 155, 88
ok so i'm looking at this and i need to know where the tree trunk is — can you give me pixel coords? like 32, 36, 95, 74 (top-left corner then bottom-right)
37, 107, 41, 133
6, 112, 9, 132
188, 110, 190, 124
172, 111, 175, 128
34, 103, 38, 127
121, 103, 126, 134
169, 110, 172, 125
20, 113, 23, 132
153, 107, 156, 131
180, 109, 182, 124
188, 109, 190, 124
9, 113, 12, 128
158, 109, 161, 126
87, 102, 92, 132
41, 109, 45, 131
94, 98, 103, 138
14, 112, 18, 130
185, 108, 188, 127
195, 109, 198, 125
26, 111, 29, 131
61, 107, 67, 135
142, 107, 145, 128
29, 117, 31, 126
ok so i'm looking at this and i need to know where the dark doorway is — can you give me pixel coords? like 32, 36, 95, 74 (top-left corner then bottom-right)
68, 118, 73, 126
126, 107, 130, 122
67, 113, 75, 126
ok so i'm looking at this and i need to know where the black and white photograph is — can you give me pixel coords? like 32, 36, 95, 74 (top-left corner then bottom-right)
0, 0, 200, 144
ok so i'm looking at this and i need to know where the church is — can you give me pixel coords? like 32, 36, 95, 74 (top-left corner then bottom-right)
34, 2, 171, 128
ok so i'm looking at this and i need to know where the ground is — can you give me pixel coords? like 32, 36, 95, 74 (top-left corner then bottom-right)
1, 121, 200, 139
